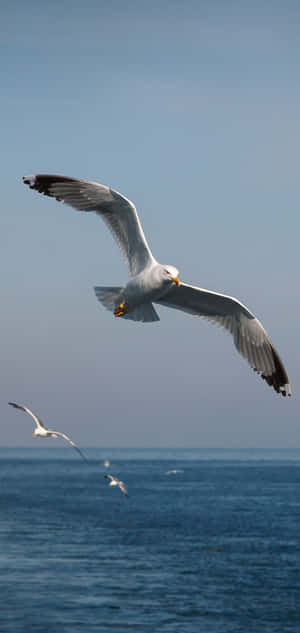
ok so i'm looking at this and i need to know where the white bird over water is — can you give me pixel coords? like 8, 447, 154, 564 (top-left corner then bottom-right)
23, 174, 291, 397
8, 402, 87, 461
104, 474, 128, 497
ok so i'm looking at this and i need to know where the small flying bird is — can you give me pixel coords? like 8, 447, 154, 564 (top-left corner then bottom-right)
165, 469, 184, 475
104, 460, 111, 468
104, 474, 128, 497
23, 174, 291, 396
8, 402, 87, 461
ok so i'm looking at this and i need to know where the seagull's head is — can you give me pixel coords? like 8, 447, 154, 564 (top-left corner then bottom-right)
33, 430, 37, 437
162, 265, 180, 287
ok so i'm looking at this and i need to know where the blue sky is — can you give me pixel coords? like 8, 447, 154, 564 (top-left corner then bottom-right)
1, 0, 299, 447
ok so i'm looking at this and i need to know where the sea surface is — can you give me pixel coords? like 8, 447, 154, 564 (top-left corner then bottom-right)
1, 447, 300, 632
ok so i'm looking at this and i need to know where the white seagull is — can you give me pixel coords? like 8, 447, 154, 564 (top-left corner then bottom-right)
165, 469, 184, 475
104, 474, 128, 497
8, 402, 87, 461
23, 174, 291, 397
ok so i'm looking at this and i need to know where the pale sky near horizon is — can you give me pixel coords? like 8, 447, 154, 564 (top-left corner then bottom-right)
1, 0, 299, 447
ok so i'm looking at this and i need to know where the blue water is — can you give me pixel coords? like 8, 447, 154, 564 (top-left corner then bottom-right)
1, 448, 300, 632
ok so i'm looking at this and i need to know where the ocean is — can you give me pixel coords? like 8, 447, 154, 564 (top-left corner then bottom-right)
1, 447, 300, 632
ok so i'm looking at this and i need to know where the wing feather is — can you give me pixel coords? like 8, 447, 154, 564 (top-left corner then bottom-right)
8, 402, 46, 428
23, 174, 155, 276
51, 431, 88, 461
156, 283, 291, 396
119, 481, 128, 496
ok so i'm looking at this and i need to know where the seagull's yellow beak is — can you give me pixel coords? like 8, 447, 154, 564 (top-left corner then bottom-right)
172, 277, 180, 286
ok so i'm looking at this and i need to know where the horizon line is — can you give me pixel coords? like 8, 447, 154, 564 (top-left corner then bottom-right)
1, 445, 300, 451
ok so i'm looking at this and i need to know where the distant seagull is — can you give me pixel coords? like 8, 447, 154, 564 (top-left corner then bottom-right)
8, 402, 87, 461
165, 469, 184, 475
23, 174, 291, 397
104, 474, 128, 497
104, 460, 110, 468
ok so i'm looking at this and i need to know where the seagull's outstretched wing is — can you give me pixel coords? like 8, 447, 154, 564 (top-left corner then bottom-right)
104, 474, 114, 482
118, 481, 128, 497
51, 430, 88, 462
23, 174, 155, 277
156, 283, 291, 397
8, 402, 46, 429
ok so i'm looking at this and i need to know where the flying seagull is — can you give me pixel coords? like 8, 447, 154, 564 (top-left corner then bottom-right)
104, 474, 128, 497
165, 469, 184, 475
23, 174, 291, 397
8, 402, 87, 461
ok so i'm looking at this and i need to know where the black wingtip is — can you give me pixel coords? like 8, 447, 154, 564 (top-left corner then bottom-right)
23, 174, 54, 196
261, 345, 291, 397
23, 174, 78, 196
23, 175, 37, 189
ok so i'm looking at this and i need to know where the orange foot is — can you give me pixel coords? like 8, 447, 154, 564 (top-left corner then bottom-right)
114, 302, 129, 317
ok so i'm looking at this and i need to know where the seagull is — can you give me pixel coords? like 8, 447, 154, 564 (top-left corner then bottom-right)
165, 469, 184, 475
104, 459, 110, 468
8, 402, 88, 461
104, 474, 128, 497
23, 174, 291, 397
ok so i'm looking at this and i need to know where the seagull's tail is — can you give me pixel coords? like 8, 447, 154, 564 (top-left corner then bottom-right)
94, 286, 124, 312
94, 286, 160, 323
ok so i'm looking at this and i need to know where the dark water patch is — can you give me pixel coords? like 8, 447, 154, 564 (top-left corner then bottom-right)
1, 448, 300, 632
